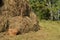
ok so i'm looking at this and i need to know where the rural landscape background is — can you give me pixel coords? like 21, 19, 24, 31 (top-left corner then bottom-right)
0, 0, 60, 40
29, 0, 60, 40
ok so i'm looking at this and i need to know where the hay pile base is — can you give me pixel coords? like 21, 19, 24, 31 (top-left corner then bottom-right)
8, 16, 40, 35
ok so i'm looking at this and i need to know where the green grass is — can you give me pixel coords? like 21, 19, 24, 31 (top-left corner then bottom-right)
1, 20, 60, 40
39, 20, 60, 40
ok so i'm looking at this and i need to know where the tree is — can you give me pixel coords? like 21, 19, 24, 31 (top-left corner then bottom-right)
29, 0, 60, 20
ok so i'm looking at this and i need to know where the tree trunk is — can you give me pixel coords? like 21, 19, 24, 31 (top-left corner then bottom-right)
50, 10, 53, 20
48, 0, 53, 20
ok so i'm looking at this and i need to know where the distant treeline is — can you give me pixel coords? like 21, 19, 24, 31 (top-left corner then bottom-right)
29, 0, 60, 20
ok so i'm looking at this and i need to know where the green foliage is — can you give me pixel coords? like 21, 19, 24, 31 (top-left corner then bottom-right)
29, 0, 60, 20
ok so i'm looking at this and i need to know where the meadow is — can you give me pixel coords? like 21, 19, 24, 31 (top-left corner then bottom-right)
2, 20, 60, 40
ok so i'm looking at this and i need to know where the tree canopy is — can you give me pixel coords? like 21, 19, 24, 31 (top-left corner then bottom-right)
29, 0, 60, 20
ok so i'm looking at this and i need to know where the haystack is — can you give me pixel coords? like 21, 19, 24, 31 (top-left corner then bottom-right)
0, 0, 40, 35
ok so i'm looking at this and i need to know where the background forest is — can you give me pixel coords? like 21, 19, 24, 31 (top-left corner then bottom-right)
29, 0, 60, 20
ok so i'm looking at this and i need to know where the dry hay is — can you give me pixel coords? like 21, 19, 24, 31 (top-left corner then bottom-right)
8, 16, 40, 35
0, 16, 8, 32
7, 28, 18, 36
0, 0, 40, 36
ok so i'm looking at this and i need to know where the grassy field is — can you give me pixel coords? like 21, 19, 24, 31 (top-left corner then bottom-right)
0, 20, 60, 40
